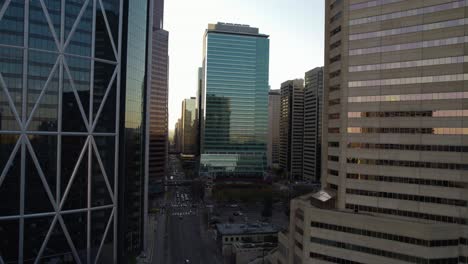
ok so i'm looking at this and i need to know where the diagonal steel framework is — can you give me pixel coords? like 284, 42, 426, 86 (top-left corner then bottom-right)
0, 0, 11, 23
38, 0, 61, 51
24, 137, 59, 212
0, 0, 122, 262
24, 56, 61, 129
0, 136, 21, 189
63, 0, 91, 51
91, 66, 117, 130
62, 57, 91, 131
93, 208, 114, 264
97, 0, 118, 60
59, 136, 90, 211
57, 214, 83, 264
33, 214, 59, 264
91, 137, 115, 202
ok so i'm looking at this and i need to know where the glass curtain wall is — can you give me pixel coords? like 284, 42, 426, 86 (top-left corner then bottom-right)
0, 0, 122, 263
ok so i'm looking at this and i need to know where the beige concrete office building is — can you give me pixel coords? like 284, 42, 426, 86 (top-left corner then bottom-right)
280, 80, 305, 180
279, 1, 468, 263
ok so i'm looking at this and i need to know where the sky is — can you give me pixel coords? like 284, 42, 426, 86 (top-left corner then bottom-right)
165, 0, 324, 129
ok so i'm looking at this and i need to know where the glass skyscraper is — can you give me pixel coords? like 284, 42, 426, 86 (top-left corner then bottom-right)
118, 0, 150, 262
0, 0, 152, 263
199, 23, 269, 179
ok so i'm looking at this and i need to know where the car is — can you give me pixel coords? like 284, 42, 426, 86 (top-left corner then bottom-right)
179, 215, 183, 220
185, 260, 190, 263
229, 204, 239, 208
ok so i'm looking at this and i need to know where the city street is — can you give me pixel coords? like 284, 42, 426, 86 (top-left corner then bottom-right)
152, 155, 222, 264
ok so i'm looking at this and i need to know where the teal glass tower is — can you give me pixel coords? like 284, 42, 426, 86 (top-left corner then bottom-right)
200, 23, 270, 179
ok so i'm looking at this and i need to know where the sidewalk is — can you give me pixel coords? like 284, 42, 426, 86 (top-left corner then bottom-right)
137, 213, 158, 264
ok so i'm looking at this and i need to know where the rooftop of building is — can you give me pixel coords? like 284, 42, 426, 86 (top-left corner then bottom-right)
280, 79, 304, 87
233, 241, 277, 250
207, 22, 269, 38
269, 89, 281, 95
305, 67, 324, 75
216, 222, 280, 236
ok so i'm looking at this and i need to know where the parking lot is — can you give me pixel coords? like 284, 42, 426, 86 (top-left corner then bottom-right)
208, 202, 289, 230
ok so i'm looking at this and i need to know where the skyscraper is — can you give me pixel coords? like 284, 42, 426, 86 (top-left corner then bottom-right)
303, 67, 323, 182
0, 0, 152, 263
196, 67, 203, 156
199, 23, 270, 179
279, 79, 304, 181
149, 0, 169, 182
280, 1, 468, 263
267, 89, 281, 169
174, 118, 182, 153
181, 97, 197, 155
118, 0, 151, 261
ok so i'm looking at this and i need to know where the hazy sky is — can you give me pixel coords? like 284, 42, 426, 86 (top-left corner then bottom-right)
165, 0, 324, 129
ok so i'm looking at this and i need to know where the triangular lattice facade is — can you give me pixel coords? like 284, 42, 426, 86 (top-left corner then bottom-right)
0, 0, 122, 263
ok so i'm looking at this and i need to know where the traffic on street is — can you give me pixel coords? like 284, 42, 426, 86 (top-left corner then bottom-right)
151, 155, 222, 264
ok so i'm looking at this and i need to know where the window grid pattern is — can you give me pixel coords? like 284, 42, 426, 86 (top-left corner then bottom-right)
347, 142, 468, 153
347, 173, 465, 188
350, 36, 468, 56
349, 56, 468, 72
310, 237, 459, 263
349, 0, 404, 11
309, 252, 364, 264
347, 158, 468, 171
348, 92, 468, 103
349, 18, 468, 41
346, 189, 467, 207
350, 0, 468, 25
347, 127, 468, 135
349, 74, 468, 88
310, 221, 460, 247
348, 110, 468, 118
345, 204, 466, 225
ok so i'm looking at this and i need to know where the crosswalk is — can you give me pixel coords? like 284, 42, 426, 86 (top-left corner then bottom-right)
169, 203, 199, 217
171, 210, 196, 217
170, 203, 193, 208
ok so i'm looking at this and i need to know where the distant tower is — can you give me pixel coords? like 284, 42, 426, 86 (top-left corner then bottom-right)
267, 90, 281, 169
149, 0, 169, 182
199, 23, 270, 179
279, 79, 304, 181
181, 97, 197, 155
303, 67, 323, 182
